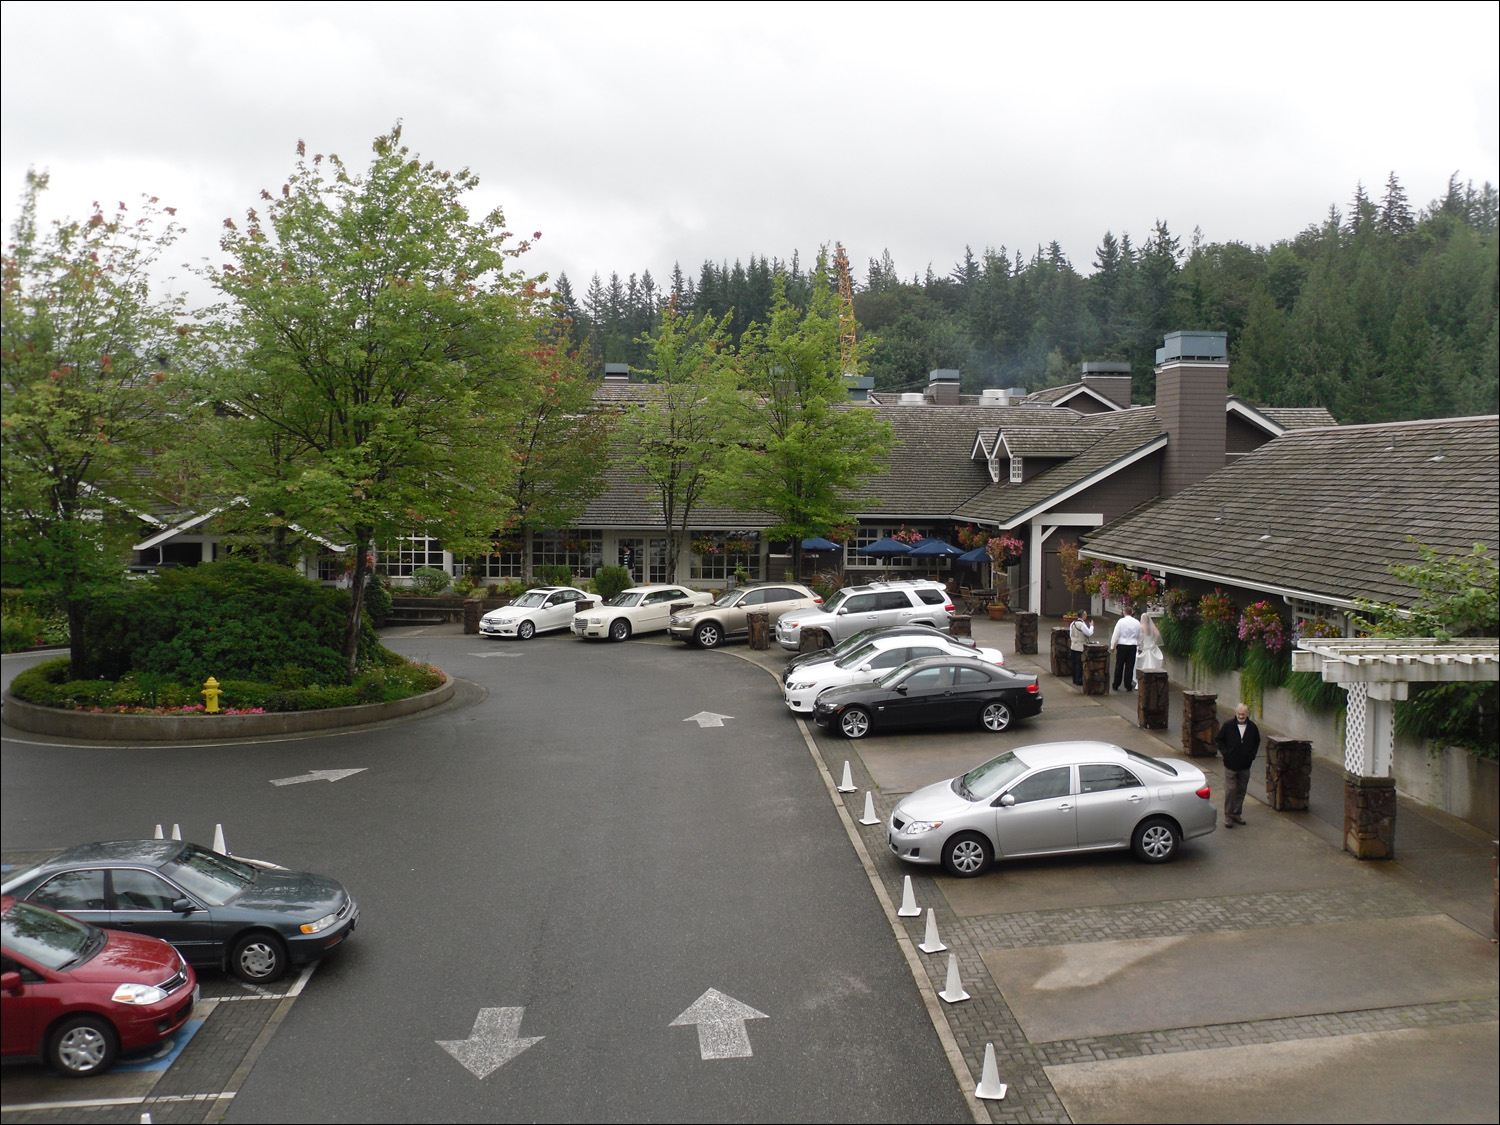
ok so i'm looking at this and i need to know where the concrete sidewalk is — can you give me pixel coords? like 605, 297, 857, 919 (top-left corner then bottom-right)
739, 615, 1498, 1124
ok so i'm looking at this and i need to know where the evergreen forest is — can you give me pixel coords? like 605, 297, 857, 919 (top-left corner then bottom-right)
556, 174, 1498, 424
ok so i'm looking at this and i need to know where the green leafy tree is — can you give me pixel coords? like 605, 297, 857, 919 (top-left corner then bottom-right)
1354, 541, 1498, 641
204, 127, 544, 679
713, 263, 893, 571
620, 308, 738, 580
1, 173, 189, 675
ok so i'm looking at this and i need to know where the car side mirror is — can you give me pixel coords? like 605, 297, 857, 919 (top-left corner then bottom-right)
894, 684, 908, 695
172, 897, 196, 914
994, 793, 1017, 808
1, 970, 22, 993
858, 663, 871, 672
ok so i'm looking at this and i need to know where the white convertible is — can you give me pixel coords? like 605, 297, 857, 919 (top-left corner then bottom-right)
571, 584, 713, 641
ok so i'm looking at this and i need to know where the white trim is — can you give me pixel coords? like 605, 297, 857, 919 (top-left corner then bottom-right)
1225, 397, 1286, 436
134, 508, 230, 551
1001, 434, 1167, 529
1048, 384, 1124, 412
1026, 514, 1103, 612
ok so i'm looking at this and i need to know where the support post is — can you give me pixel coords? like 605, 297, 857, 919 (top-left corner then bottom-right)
1265, 738, 1312, 811
1343, 772, 1397, 860
1182, 691, 1218, 758
1083, 643, 1109, 695
1013, 611, 1038, 654
1137, 670, 1168, 730
1050, 628, 1071, 677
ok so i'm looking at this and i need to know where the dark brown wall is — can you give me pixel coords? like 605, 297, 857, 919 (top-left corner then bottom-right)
1158, 360, 1228, 497
1226, 411, 1274, 460
1079, 374, 1133, 408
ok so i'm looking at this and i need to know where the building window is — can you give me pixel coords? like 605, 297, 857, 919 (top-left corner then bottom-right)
846, 525, 930, 570
1009, 456, 1023, 484
377, 536, 444, 579
690, 532, 762, 581
533, 529, 602, 579
464, 545, 528, 581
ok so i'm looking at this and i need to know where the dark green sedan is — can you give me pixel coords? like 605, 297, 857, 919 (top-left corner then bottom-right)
0, 840, 357, 983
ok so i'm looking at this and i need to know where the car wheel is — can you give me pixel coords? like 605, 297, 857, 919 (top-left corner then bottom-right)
941, 832, 994, 878
608, 618, 632, 642
230, 931, 288, 983
694, 622, 722, 649
1131, 817, 1180, 864
517, 620, 535, 640
48, 1015, 118, 1077
980, 701, 1013, 733
839, 707, 872, 740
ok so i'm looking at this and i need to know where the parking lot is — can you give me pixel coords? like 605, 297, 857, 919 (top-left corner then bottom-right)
3, 619, 1496, 1123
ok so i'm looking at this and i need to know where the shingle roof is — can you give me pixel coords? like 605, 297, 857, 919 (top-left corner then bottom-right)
1259, 405, 1338, 430
954, 407, 1167, 526
1000, 425, 1102, 457
1080, 415, 1500, 608
1022, 382, 1083, 404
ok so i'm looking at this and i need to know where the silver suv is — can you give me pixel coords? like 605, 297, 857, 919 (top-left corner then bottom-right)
774, 580, 954, 652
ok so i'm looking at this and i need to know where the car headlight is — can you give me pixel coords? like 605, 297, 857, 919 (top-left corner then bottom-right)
788, 681, 817, 691
300, 911, 340, 934
899, 819, 943, 836
112, 983, 169, 1005
669, 615, 684, 625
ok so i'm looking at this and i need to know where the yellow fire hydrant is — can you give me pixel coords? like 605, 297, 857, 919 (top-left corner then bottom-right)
201, 676, 222, 714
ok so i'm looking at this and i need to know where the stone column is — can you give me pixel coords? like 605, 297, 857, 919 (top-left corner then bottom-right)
1051, 628, 1072, 677
799, 628, 830, 653
1343, 773, 1397, 860
1013, 611, 1038, 654
1265, 738, 1312, 811
949, 613, 972, 638
1137, 670, 1168, 730
1083, 643, 1109, 695
463, 599, 481, 635
745, 610, 770, 650
1182, 691, 1218, 758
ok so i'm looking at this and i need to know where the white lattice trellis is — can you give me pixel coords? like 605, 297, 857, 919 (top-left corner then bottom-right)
1343, 683, 1368, 774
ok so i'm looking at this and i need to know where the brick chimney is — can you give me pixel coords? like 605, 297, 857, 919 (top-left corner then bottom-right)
1155, 331, 1227, 498
1079, 361, 1133, 408
924, 369, 961, 405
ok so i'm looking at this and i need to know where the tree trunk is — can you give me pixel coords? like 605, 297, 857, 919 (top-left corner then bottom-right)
342, 532, 371, 683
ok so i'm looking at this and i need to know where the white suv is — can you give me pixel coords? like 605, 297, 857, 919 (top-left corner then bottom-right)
774, 580, 954, 652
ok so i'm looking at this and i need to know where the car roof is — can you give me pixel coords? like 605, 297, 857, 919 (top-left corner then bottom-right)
898, 654, 1014, 673
1011, 741, 1130, 768
622, 584, 689, 593
44, 840, 185, 868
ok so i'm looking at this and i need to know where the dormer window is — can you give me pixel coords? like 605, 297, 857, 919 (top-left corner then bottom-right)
1009, 456, 1023, 483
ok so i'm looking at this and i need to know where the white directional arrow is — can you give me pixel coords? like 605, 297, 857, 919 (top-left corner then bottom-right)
437, 1007, 544, 1078
670, 988, 767, 1059
683, 711, 734, 728
269, 768, 368, 787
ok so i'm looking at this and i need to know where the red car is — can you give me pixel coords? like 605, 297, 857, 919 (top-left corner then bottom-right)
1, 895, 198, 1076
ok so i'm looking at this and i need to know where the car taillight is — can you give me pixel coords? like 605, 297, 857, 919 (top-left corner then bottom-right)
813, 596, 823, 604
1196, 786, 1211, 799
1026, 682, 1039, 694
944, 602, 955, 612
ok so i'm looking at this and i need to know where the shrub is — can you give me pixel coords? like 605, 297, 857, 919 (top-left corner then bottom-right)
408, 566, 451, 595
592, 566, 632, 601
362, 575, 393, 621
535, 564, 573, 587
1285, 670, 1347, 714
1396, 682, 1498, 760
1191, 589, 1241, 674
1, 591, 68, 652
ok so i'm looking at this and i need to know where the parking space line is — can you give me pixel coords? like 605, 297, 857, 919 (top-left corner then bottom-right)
1, 1092, 235, 1113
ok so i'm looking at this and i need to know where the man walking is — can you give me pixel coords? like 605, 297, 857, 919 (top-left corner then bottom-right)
1215, 702, 1261, 827
1110, 608, 1142, 691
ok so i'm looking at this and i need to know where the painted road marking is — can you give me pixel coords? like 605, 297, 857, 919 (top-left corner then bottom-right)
670, 988, 767, 1059
269, 768, 368, 786
682, 711, 734, 728
437, 1007, 544, 1079
468, 651, 523, 658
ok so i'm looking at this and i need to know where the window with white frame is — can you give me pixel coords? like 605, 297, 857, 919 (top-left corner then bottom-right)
846, 525, 930, 569
377, 536, 444, 578
1010, 456, 1023, 483
533, 529, 602, 578
464, 542, 528, 580
690, 532, 762, 581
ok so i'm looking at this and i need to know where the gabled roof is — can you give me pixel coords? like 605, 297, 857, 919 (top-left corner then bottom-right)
999, 425, 1102, 458
1080, 414, 1500, 609
1020, 382, 1124, 411
1226, 397, 1338, 437
954, 408, 1167, 527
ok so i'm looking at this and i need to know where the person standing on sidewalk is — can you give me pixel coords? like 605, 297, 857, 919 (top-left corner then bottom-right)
1068, 612, 1093, 686
1110, 608, 1142, 691
1216, 703, 1260, 827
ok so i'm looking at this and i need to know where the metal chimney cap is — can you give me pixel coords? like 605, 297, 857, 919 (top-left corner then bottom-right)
1081, 361, 1131, 375
928, 369, 961, 383
1155, 331, 1228, 365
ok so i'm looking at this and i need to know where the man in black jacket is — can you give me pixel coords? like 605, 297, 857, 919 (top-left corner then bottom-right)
1215, 702, 1260, 827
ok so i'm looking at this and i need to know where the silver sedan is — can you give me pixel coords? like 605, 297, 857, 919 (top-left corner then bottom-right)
887, 741, 1216, 877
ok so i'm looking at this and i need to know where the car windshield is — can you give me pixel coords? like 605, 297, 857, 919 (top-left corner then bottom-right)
3, 900, 104, 971
511, 592, 547, 609
606, 593, 643, 608
162, 845, 257, 906
835, 643, 880, 670
711, 590, 743, 608
821, 590, 850, 614
954, 751, 1031, 801
1126, 749, 1179, 776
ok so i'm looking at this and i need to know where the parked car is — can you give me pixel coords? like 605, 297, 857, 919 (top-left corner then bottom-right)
774, 580, 954, 651
2, 895, 198, 1077
812, 655, 1041, 739
1, 840, 358, 984
887, 741, 1216, 877
780, 624, 976, 686
784, 633, 1005, 714
480, 586, 593, 639
571, 584, 714, 641
667, 583, 822, 648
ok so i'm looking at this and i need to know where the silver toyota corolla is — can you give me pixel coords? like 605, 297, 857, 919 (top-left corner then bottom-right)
887, 741, 1217, 877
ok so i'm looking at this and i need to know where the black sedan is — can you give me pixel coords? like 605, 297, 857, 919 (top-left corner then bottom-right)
0, 840, 357, 984
812, 655, 1042, 739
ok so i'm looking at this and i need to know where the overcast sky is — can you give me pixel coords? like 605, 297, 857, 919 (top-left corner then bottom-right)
3, 2, 1496, 299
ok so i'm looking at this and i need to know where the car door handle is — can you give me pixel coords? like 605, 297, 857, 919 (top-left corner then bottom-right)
1057, 802, 1073, 810
1127, 793, 1144, 802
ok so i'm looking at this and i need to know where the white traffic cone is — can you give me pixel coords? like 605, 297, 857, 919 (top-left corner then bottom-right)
919, 908, 947, 954
153, 824, 164, 839
212, 824, 228, 855
939, 953, 970, 1003
974, 1043, 1007, 1100
837, 760, 856, 793
859, 790, 880, 826
170, 824, 182, 841
897, 874, 921, 917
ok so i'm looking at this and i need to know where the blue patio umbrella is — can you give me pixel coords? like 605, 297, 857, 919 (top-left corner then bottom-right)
907, 538, 964, 558
801, 537, 843, 552
958, 546, 990, 564
855, 537, 914, 557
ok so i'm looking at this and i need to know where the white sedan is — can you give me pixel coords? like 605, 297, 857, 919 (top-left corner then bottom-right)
480, 586, 594, 639
572, 585, 713, 641
783, 633, 1006, 713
